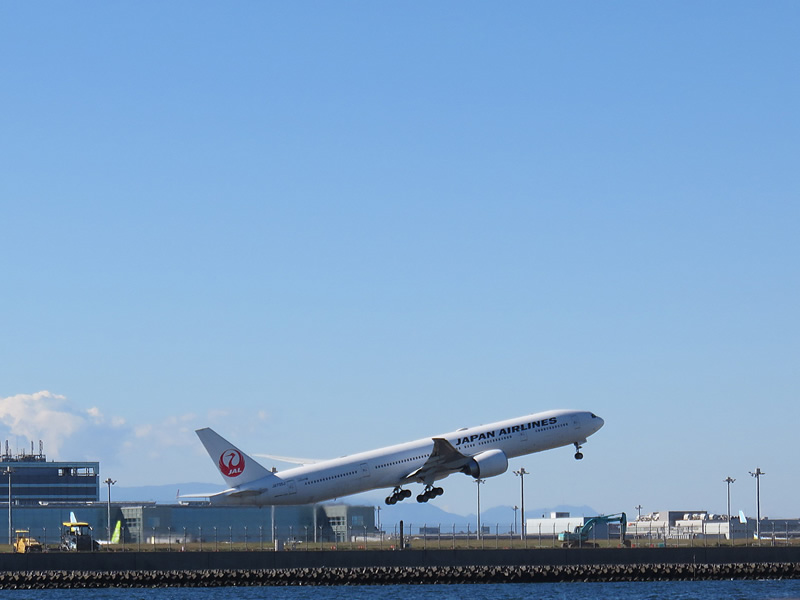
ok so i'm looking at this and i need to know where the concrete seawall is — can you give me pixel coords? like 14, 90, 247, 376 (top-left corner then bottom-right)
0, 547, 798, 587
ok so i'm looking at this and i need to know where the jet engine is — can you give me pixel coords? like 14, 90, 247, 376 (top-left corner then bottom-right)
463, 449, 508, 479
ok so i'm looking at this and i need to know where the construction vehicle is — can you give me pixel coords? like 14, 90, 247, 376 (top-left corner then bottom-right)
558, 512, 630, 547
60, 519, 99, 551
13, 530, 43, 553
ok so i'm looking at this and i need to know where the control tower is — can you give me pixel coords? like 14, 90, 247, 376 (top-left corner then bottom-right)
0, 441, 99, 505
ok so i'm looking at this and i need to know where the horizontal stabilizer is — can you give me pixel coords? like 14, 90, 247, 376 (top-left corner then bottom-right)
254, 453, 323, 465
229, 489, 263, 498
179, 489, 234, 499
180, 487, 262, 498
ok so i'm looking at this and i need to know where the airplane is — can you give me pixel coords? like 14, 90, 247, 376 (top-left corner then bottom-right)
97, 520, 122, 546
195, 409, 604, 507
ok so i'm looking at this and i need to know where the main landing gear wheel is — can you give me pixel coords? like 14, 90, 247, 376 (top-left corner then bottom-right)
385, 487, 412, 505
574, 442, 584, 460
416, 485, 444, 503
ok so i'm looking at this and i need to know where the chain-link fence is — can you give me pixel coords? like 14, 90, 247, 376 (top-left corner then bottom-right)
6, 519, 800, 552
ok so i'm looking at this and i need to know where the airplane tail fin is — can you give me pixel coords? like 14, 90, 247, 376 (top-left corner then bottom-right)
111, 520, 122, 544
196, 428, 274, 487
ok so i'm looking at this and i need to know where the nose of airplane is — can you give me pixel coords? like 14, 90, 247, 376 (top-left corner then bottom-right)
591, 413, 605, 433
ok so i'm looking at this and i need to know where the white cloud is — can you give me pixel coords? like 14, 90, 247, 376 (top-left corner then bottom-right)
0, 392, 255, 486
0, 391, 90, 457
133, 414, 199, 449
207, 409, 229, 420
134, 424, 153, 438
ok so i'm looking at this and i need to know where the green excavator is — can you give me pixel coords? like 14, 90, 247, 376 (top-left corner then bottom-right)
558, 512, 630, 547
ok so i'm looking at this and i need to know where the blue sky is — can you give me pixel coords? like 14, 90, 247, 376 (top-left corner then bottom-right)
1, 2, 798, 519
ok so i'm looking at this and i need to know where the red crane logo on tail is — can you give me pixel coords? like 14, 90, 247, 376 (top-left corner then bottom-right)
219, 449, 245, 477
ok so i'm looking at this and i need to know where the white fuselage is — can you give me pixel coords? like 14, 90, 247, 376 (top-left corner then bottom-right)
213, 409, 603, 506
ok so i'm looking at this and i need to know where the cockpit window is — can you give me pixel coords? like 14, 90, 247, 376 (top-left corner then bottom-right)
590, 413, 598, 418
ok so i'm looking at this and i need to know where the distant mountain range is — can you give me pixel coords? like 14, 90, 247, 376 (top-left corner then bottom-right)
110, 482, 596, 529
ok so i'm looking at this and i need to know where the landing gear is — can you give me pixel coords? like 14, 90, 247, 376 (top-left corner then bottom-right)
386, 485, 445, 504
385, 487, 412, 505
416, 485, 444, 503
574, 442, 584, 460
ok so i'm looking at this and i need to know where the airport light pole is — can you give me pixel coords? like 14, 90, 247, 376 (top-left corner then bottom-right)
513, 468, 528, 542
475, 479, 485, 542
512, 505, 518, 536
724, 477, 735, 544
104, 478, 116, 543
724, 477, 735, 522
635, 504, 643, 519
749, 468, 765, 540
4, 467, 12, 547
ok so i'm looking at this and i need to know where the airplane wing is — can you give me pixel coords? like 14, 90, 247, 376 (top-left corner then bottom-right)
403, 437, 472, 484
253, 453, 323, 465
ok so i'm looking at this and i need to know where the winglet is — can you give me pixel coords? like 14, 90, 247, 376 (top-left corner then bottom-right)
196, 428, 274, 487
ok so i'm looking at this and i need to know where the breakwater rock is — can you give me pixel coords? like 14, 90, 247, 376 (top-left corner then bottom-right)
1, 562, 799, 588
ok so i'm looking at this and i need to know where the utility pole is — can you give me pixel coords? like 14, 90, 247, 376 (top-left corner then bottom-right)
513, 468, 528, 542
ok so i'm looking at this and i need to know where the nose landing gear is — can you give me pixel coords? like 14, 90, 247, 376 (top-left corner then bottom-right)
574, 442, 584, 460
